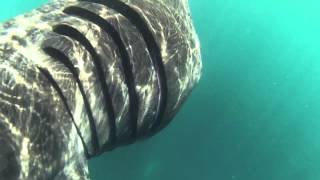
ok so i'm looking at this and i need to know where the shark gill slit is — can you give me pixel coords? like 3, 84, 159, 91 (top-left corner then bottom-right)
41, 46, 98, 156
51, 25, 115, 155
63, 6, 139, 144
80, 0, 168, 134
37, 66, 90, 158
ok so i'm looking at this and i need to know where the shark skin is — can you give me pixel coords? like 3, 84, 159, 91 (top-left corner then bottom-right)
0, 0, 202, 179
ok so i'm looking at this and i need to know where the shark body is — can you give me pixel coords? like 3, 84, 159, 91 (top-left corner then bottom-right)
0, 0, 201, 179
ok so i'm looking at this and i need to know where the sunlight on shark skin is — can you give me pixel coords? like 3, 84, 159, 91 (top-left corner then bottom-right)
0, 0, 202, 179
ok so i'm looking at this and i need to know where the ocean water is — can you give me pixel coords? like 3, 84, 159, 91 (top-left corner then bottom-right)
1, 0, 320, 180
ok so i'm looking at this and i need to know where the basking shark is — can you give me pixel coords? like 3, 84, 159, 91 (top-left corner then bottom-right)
0, 0, 202, 179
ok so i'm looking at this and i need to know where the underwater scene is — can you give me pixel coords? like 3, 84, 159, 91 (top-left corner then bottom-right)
1, 0, 320, 180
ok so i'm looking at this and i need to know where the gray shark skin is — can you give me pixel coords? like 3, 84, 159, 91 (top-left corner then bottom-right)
0, 0, 202, 179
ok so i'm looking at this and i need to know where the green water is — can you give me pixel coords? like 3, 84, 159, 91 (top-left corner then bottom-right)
1, 0, 320, 180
